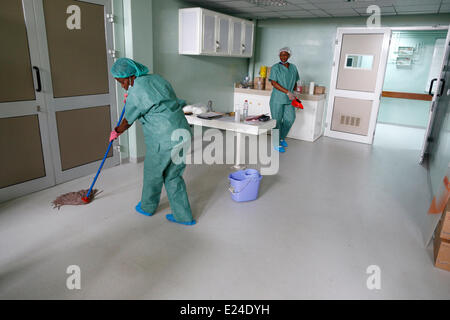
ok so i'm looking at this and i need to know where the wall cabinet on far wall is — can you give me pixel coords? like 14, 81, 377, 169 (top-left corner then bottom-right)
179, 7, 254, 57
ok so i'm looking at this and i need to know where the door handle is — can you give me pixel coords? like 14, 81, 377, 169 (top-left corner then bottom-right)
428, 78, 437, 96
438, 79, 445, 97
33, 66, 42, 92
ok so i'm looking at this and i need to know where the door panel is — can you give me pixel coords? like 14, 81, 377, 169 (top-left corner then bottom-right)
243, 23, 253, 57
43, 0, 109, 98
331, 97, 372, 135
56, 106, 112, 171
325, 28, 390, 144
202, 13, 216, 54
217, 17, 229, 54
0, 0, 36, 102
336, 34, 384, 92
0, 115, 46, 188
232, 21, 242, 55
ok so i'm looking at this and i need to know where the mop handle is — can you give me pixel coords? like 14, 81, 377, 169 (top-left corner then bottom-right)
85, 102, 127, 199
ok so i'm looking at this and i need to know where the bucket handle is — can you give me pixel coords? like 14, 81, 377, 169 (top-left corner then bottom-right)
228, 178, 257, 194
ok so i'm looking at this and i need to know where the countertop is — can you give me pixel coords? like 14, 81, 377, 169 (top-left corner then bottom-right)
234, 87, 326, 101
185, 115, 276, 135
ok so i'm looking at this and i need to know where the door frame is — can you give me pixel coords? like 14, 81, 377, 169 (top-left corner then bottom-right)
324, 27, 391, 144
0, 0, 56, 203
33, 0, 119, 185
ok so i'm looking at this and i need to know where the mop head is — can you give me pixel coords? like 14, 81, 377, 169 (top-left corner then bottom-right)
52, 189, 100, 209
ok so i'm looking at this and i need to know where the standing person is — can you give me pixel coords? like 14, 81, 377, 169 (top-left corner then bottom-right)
269, 47, 300, 153
110, 58, 196, 226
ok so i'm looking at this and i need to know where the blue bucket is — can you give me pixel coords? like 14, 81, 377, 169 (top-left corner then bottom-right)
228, 169, 262, 202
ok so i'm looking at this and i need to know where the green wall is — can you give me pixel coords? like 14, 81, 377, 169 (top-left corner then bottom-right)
377, 97, 430, 128
377, 30, 447, 128
252, 14, 450, 112
112, 0, 249, 160
114, 3, 450, 161
152, 0, 250, 113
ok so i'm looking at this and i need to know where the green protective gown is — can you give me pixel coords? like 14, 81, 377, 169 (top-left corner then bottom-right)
125, 74, 194, 223
268, 62, 300, 142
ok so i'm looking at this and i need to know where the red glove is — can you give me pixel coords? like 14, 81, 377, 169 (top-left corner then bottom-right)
109, 129, 121, 142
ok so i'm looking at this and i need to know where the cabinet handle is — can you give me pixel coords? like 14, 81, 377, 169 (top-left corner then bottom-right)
215, 41, 220, 51
241, 44, 246, 53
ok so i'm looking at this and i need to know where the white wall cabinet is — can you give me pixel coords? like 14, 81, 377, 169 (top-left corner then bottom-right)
179, 7, 254, 57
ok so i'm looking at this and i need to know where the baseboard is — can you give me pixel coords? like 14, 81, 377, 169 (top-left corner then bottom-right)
130, 156, 145, 163
377, 122, 426, 130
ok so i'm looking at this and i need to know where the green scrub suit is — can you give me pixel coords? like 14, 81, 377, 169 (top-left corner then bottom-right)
125, 74, 194, 223
268, 63, 300, 142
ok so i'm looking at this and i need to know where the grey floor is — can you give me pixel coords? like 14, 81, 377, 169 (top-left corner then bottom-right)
0, 124, 449, 299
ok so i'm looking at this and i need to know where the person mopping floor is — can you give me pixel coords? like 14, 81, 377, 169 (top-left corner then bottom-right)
110, 58, 196, 226
53, 58, 195, 226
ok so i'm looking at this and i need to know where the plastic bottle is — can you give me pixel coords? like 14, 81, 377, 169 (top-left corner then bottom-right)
235, 106, 240, 122
297, 80, 303, 93
243, 100, 249, 121
309, 82, 315, 95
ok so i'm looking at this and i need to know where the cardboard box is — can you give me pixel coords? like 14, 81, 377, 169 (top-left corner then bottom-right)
439, 202, 450, 240
265, 67, 272, 91
314, 86, 326, 95
434, 220, 450, 272
254, 77, 265, 90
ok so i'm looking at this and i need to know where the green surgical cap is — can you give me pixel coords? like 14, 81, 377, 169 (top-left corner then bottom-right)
111, 58, 149, 78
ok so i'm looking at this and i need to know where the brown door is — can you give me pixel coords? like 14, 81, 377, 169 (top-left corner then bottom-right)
0, 0, 55, 202
35, 0, 118, 184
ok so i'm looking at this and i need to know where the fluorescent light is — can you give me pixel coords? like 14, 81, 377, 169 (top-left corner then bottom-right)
246, 0, 288, 7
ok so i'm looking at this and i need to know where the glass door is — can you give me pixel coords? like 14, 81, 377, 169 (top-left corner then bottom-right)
420, 26, 450, 163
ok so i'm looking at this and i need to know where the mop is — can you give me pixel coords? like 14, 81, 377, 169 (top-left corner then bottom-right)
52, 99, 127, 209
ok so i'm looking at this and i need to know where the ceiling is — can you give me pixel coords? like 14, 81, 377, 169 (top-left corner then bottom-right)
183, 0, 450, 19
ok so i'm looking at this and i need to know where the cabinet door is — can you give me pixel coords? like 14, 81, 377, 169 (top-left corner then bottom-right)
202, 12, 216, 54
242, 22, 254, 57
287, 101, 316, 141
231, 20, 242, 55
217, 16, 230, 55
179, 9, 200, 54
